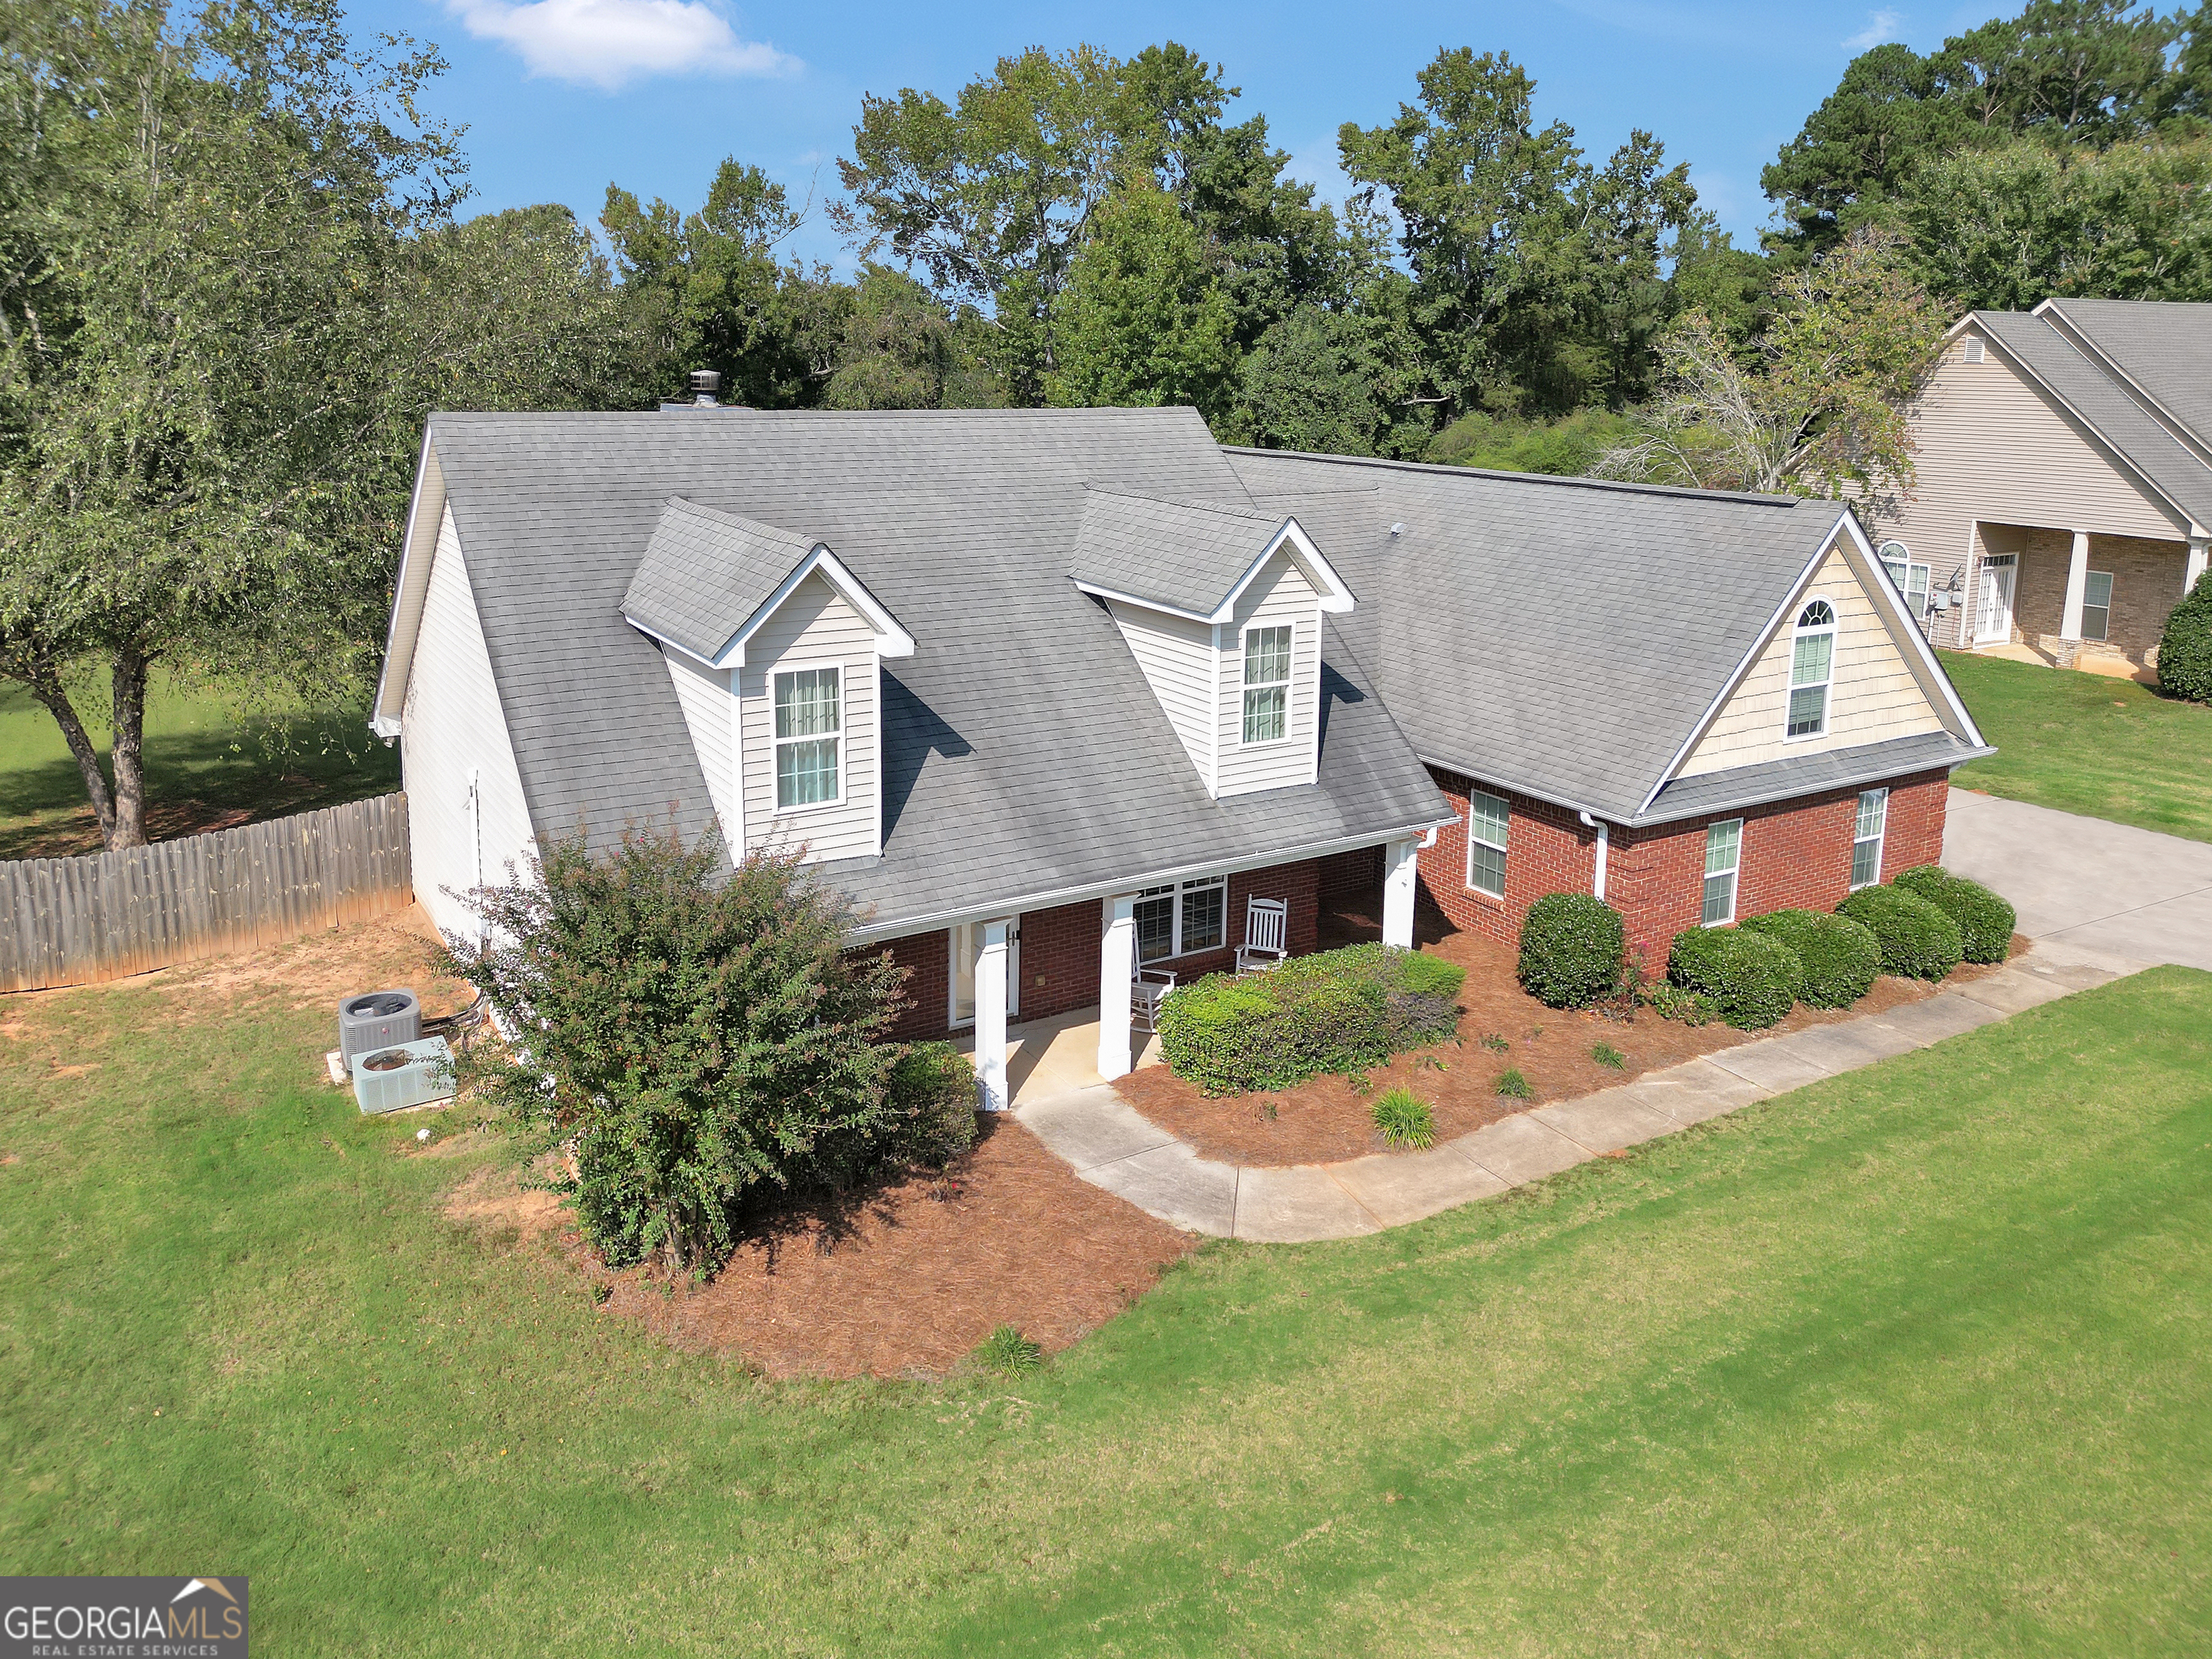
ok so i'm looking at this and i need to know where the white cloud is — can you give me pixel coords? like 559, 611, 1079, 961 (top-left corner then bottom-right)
1843, 9, 1904, 51
446, 0, 799, 91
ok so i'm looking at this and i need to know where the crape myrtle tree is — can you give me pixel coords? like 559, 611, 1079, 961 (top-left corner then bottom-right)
445, 829, 979, 1276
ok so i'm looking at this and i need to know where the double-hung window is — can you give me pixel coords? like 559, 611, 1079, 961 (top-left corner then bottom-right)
1241, 625, 1292, 745
1133, 876, 1228, 963
773, 666, 841, 809
2082, 570, 2114, 642
1786, 601, 1835, 739
1702, 818, 1742, 926
1465, 788, 1509, 898
1880, 541, 1932, 624
1851, 788, 1888, 889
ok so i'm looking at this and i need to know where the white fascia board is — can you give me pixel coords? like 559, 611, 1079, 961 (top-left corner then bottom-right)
1071, 579, 1213, 624
1829, 508, 1989, 748
1210, 517, 1356, 621
370, 431, 445, 732
712, 544, 917, 669
624, 614, 719, 669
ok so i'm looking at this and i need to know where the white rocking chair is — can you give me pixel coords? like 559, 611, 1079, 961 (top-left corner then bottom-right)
1236, 896, 1288, 974
1131, 966, 1177, 1033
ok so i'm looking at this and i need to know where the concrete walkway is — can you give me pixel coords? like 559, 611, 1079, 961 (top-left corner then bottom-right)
1015, 940, 2138, 1243
1943, 788, 2212, 971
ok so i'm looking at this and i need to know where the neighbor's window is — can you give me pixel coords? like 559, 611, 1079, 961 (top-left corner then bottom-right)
1465, 788, 1509, 898
1851, 787, 1889, 889
1787, 600, 1835, 739
1703, 818, 1742, 926
1880, 541, 1932, 624
1241, 624, 1292, 745
1133, 878, 1227, 962
2082, 570, 2114, 642
773, 666, 840, 809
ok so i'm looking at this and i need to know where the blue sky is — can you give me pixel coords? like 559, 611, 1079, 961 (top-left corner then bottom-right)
350, 0, 2008, 268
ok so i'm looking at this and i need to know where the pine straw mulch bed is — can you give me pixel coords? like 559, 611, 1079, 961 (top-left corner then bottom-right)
1111, 909, 2025, 1168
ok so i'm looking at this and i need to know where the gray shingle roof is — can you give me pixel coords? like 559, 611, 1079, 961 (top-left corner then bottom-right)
1635, 730, 1992, 827
424, 406, 1451, 935
621, 498, 818, 663
1974, 308, 2212, 528
1227, 449, 1851, 822
2041, 297, 2212, 451
1069, 487, 1289, 616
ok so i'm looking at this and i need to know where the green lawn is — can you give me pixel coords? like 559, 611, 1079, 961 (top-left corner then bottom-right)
0, 673, 399, 859
4, 956, 2211, 1654
1943, 649, 2212, 841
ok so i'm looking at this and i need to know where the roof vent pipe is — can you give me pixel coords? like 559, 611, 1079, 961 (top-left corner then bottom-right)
688, 369, 721, 406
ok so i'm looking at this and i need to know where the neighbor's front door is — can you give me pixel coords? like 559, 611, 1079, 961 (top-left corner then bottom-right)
1976, 554, 2017, 644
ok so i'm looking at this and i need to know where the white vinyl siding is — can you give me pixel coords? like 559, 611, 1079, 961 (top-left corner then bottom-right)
1679, 542, 1946, 778
1215, 549, 1321, 798
1105, 599, 1216, 781
663, 647, 739, 847
399, 503, 535, 943
737, 572, 878, 860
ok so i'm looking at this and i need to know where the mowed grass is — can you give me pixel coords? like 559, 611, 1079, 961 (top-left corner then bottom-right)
0, 674, 398, 858
1944, 649, 2212, 840
4, 958, 2211, 1655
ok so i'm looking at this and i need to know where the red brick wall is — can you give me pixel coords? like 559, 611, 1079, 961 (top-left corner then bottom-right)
1419, 769, 1599, 944
1318, 844, 1382, 909
1011, 896, 1104, 1023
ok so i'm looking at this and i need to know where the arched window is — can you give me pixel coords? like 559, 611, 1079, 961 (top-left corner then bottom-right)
1787, 601, 1836, 737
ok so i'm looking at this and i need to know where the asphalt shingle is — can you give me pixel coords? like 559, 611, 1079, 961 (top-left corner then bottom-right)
620, 498, 821, 663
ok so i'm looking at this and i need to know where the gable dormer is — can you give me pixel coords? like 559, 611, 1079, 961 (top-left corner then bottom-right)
1071, 489, 1354, 799
623, 498, 914, 861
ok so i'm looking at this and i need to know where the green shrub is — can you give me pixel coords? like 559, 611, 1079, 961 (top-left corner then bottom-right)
1516, 893, 1627, 1009
1642, 980, 1715, 1025
1739, 909, 1882, 1007
2157, 569, 2212, 703
1835, 884, 1964, 979
1156, 943, 1463, 1094
1496, 1067, 1531, 1100
882, 1042, 980, 1168
1668, 926, 1807, 1030
974, 1324, 1043, 1376
1892, 866, 2015, 963
1591, 1041, 1627, 1069
1371, 1087, 1437, 1149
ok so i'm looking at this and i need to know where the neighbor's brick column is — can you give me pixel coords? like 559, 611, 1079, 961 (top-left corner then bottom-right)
1418, 766, 1598, 945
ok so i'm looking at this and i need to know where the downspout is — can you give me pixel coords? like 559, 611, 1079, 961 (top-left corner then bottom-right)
1578, 811, 1609, 902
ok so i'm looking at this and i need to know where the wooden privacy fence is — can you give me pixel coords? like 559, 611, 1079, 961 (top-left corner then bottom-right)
0, 791, 413, 993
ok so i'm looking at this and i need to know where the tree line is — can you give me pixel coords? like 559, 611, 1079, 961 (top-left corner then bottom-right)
6, 0, 2211, 845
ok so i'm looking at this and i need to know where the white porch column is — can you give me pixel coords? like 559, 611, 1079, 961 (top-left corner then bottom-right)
2060, 529, 2092, 641
1097, 894, 1137, 1081
2187, 532, 2208, 598
974, 917, 1010, 1112
1382, 837, 1420, 949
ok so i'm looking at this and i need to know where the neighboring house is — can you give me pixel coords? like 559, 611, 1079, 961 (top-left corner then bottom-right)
1870, 298, 2212, 675
372, 405, 1990, 1107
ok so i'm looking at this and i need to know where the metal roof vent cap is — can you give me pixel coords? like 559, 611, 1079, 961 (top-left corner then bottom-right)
688, 368, 721, 405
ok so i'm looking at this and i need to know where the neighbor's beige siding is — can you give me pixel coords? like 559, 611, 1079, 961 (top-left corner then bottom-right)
1106, 598, 1217, 785
737, 572, 879, 861
1215, 549, 1322, 798
1868, 331, 2183, 647
1678, 542, 1946, 777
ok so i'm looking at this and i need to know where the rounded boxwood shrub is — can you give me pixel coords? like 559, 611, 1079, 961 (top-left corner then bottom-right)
881, 1041, 981, 1168
2157, 570, 2212, 703
1516, 892, 1627, 1009
1835, 884, 1963, 979
1891, 864, 2015, 963
1667, 925, 1807, 1030
1738, 909, 1881, 1007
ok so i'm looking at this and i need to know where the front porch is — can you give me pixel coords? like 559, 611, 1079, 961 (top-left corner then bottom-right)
1965, 521, 2207, 678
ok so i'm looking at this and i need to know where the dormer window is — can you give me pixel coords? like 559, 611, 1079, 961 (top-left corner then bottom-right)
1241, 625, 1292, 744
774, 666, 841, 809
1786, 600, 1835, 739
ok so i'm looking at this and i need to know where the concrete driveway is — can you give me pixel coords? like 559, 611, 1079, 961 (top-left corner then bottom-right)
1943, 788, 2212, 971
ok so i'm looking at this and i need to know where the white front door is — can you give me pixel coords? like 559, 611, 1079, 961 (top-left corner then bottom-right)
1976, 554, 2017, 644
951, 917, 1020, 1025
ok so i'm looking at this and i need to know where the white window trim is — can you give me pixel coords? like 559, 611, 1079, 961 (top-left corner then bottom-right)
1464, 787, 1509, 900
2082, 569, 2114, 642
1133, 876, 1231, 963
1851, 788, 1888, 891
1880, 541, 1932, 623
1784, 601, 1836, 744
770, 661, 845, 814
1238, 621, 1295, 748
1703, 817, 1743, 927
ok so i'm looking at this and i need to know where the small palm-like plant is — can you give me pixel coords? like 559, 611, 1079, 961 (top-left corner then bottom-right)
1496, 1067, 1532, 1100
1371, 1087, 1437, 1150
975, 1324, 1044, 1376
1592, 1042, 1627, 1070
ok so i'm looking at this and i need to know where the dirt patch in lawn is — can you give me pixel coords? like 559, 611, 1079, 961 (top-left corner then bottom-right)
150, 903, 473, 1020
1112, 911, 2023, 1168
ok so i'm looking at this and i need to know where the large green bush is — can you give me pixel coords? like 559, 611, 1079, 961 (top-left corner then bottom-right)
883, 1042, 981, 1168
1892, 865, 2015, 963
1668, 926, 1807, 1030
1835, 884, 1963, 979
2157, 570, 2212, 703
1739, 909, 1881, 1007
1516, 892, 1627, 1009
1157, 943, 1465, 1095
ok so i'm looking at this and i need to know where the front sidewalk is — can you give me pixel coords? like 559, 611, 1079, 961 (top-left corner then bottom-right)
1014, 938, 2141, 1244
